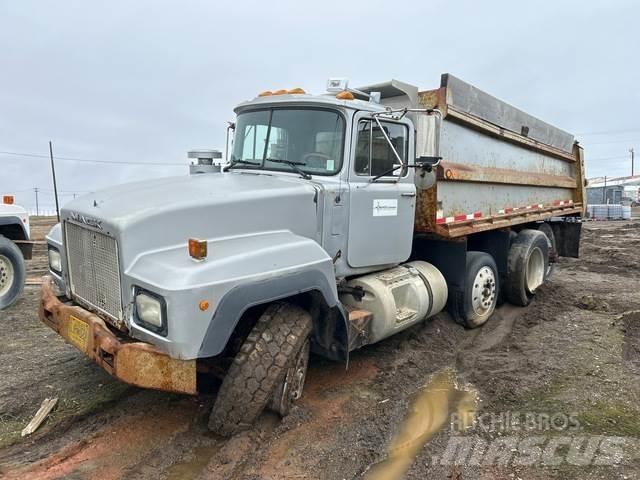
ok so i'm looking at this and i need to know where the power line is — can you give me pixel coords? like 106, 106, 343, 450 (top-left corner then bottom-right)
580, 138, 640, 146
0, 150, 185, 167
584, 155, 629, 162
576, 128, 640, 136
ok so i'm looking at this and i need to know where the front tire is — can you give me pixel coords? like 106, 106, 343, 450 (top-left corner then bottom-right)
0, 236, 25, 310
208, 302, 312, 437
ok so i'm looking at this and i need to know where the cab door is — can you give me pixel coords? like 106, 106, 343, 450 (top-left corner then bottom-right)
347, 113, 416, 268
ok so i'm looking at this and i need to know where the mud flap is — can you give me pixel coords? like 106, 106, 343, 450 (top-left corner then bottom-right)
550, 221, 582, 258
311, 304, 350, 364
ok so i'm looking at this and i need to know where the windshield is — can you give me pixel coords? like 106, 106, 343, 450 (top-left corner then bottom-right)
231, 108, 345, 175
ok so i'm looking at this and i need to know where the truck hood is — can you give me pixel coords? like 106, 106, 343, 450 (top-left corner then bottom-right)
61, 172, 321, 267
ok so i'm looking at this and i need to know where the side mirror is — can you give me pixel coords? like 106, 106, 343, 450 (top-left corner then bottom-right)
414, 111, 441, 190
225, 121, 236, 163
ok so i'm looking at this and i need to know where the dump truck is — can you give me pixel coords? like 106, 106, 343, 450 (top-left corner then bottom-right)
39, 74, 585, 435
0, 196, 31, 309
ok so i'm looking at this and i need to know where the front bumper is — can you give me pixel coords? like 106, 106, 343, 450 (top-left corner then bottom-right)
39, 275, 197, 394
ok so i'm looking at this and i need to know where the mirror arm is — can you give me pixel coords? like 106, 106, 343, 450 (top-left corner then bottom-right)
372, 115, 406, 167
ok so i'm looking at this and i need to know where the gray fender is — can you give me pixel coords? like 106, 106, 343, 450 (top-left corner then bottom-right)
197, 233, 347, 358
125, 230, 348, 361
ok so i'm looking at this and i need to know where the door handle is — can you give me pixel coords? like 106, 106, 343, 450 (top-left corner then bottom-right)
401, 192, 416, 197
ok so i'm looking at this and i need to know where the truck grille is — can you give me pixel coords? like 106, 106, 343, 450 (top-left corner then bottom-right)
65, 221, 123, 322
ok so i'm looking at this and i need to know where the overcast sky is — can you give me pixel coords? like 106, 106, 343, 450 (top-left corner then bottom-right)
1, 0, 639, 211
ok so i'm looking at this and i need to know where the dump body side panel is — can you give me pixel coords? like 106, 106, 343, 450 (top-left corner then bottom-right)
415, 75, 584, 238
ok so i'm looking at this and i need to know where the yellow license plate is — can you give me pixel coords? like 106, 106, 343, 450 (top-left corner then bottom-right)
68, 315, 89, 350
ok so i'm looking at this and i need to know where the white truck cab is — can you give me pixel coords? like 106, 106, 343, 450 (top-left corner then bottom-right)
0, 196, 31, 309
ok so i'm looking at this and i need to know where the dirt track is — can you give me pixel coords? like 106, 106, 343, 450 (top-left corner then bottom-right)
1, 217, 639, 479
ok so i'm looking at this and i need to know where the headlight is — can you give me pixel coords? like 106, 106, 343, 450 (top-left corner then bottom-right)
48, 247, 62, 274
135, 291, 165, 332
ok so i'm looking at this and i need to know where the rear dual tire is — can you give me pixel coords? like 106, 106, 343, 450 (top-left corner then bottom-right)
452, 251, 499, 329
504, 229, 549, 307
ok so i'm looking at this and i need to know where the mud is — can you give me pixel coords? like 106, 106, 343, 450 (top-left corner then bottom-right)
1, 218, 639, 479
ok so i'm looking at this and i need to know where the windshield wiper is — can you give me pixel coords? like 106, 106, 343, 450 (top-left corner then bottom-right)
266, 158, 312, 180
223, 159, 260, 172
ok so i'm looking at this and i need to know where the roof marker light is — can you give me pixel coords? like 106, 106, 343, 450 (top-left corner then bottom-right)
336, 91, 355, 100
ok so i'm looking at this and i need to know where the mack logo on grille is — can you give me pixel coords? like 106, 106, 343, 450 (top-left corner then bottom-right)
69, 212, 103, 230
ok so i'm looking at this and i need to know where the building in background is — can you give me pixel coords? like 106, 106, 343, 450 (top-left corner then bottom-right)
587, 175, 640, 205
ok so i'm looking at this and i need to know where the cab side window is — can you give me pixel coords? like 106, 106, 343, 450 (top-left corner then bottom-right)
355, 120, 407, 177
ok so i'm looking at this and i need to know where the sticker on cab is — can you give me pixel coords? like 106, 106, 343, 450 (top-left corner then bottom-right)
373, 199, 398, 217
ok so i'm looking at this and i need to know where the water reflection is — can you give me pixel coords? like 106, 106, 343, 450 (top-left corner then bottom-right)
365, 369, 478, 480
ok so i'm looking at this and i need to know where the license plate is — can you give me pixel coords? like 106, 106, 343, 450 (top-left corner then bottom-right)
68, 315, 89, 350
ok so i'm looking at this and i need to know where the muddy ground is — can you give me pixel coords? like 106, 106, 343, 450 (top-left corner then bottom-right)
1, 216, 639, 479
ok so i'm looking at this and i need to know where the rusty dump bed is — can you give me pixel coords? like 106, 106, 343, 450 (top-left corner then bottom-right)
415, 74, 585, 238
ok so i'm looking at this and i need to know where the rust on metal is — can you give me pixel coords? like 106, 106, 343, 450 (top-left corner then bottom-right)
436, 161, 577, 189
39, 276, 197, 394
573, 143, 587, 215
434, 204, 583, 238
414, 183, 438, 233
345, 305, 373, 351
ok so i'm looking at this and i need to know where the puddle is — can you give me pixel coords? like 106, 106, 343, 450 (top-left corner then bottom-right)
364, 369, 478, 480
165, 442, 220, 480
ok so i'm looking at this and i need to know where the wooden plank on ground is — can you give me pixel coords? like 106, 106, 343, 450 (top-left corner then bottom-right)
21, 397, 58, 437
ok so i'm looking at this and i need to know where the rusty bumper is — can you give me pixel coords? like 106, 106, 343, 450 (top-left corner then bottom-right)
39, 275, 197, 394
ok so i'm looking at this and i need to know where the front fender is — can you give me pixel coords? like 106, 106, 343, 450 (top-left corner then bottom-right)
125, 231, 343, 360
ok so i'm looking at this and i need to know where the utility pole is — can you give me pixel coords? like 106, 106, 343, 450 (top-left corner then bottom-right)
34, 187, 39, 216
49, 141, 60, 221
631, 148, 635, 177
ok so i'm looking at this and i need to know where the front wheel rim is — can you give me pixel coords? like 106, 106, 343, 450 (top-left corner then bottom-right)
0, 255, 15, 297
471, 266, 496, 317
272, 340, 310, 415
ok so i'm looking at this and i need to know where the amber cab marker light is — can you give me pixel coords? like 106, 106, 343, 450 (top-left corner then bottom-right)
258, 90, 273, 97
336, 91, 354, 100
3, 195, 14, 205
288, 88, 306, 94
188, 238, 207, 260
272, 89, 288, 95
199, 300, 210, 311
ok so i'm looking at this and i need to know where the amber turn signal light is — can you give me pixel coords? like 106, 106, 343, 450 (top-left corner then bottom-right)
188, 238, 207, 260
336, 91, 354, 100
3, 195, 14, 205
